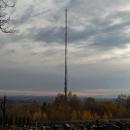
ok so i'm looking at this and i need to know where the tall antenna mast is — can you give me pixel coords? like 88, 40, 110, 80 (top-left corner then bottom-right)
64, 8, 68, 101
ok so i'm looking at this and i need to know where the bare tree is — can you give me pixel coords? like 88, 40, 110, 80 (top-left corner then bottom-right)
0, 0, 16, 33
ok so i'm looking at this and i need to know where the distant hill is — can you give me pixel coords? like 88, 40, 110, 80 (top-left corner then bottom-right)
0, 95, 116, 104
2, 95, 55, 103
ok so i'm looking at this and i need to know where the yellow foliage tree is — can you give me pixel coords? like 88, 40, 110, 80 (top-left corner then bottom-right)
33, 111, 42, 121
42, 112, 48, 120
81, 110, 93, 120
71, 110, 78, 121
33, 111, 48, 121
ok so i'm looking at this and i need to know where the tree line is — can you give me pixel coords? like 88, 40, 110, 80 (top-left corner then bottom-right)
1, 93, 130, 122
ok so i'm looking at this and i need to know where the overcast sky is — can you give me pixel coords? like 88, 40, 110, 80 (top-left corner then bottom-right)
0, 0, 130, 97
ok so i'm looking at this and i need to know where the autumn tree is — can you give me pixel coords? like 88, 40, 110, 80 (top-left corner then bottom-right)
0, 0, 16, 33
81, 110, 94, 120
68, 92, 81, 120
3, 95, 130, 121
47, 94, 67, 121
28, 101, 41, 119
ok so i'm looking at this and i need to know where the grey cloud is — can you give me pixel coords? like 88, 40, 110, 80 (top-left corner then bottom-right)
68, 64, 130, 90
1, 0, 130, 95
0, 67, 64, 91
4, 49, 17, 55
0, 32, 29, 45
19, 5, 34, 24
92, 31, 130, 49
2, 2, 130, 50
32, 26, 96, 44
89, 12, 130, 49
1, 63, 130, 92
31, 10, 130, 49
33, 27, 65, 43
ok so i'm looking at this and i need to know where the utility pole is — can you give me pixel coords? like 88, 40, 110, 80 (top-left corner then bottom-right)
64, 8, 68, 102
1, 96, 6, 128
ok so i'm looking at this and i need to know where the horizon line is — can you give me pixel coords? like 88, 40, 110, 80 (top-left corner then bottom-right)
0, 88, 129, 97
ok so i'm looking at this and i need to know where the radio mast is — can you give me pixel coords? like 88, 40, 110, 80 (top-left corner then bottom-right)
64, 8, 68, 101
